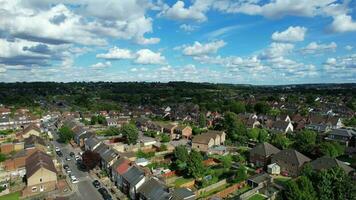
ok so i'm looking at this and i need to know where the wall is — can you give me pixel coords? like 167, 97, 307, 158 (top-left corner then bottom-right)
195, 179, 227, 196
202, 182, 246, 200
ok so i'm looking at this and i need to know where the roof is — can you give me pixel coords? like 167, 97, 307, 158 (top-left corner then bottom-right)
26, 151, 57, 178
250, 142, 280, 157
272, 149, 311, 167
24, 135, 46, 149
106, 118, 117, 124
122, 166, 145, 186
192, 131, 225, 144
171, 188, 195, 200
101, 147, 119, 163
329, 129, 356, 138
85, 136, 101, 150
311, 157, 354, 174
248, 173, 271, 184
23, 124, 41, 134
138, 178, 170, 200
272, 121, 290, 130
114, 158, 131, 175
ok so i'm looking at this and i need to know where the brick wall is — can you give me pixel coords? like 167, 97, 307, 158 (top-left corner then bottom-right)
0, 143, 14, 154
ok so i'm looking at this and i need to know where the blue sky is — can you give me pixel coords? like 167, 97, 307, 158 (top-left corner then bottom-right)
0, 0, 355, 84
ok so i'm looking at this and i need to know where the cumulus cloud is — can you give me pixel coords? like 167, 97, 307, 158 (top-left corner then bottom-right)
160, 0, 211, 22
272, 26, 307, 42
135, 49, 166, 65
180, 24, 198, 32
260, 42, 295, 59
329, 14, 356, 33
182, 40, 226, 56
300, 42, 337, 54
96, 47, 134, 60
323, 54, 356, 80
91, 61, 111, 70
345, 45, 353, 51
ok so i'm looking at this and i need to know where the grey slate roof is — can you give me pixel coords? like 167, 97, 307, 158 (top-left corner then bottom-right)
250, 142, 280, 157
24, 135, 46, 149
329, 129, 356, 138
272, 149, 311, 167
122, 166, 145, 186
248, 173, 271, 184
171, 188, 195, 200
101, 147, 119, 163
85, 136, 101, 150
311, 156, 354, 174
138, 178, 170, 200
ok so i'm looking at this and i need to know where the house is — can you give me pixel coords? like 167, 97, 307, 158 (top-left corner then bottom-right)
106, 118, 118, 127
135, 158, 150, 167
306, 124, 331, 133
173, 125, 192, 139
4, 148, 39, 171
137, 177, 170, 200
247, 173, 272, 188
270, 121, 293, 133
271, 149, 311, 177
99, 146, 120, 173
24, 135, 47, 152
72, 126, 87, 145
171, 188, 196, 200
326, 129, 356, 146
249, 142, 280, 167
192, 131, 226, 152
135, 117, 151, 131
23, 151, 57, 196
75, 131, 94, 148
327, 117, 343, 129
246, 119, 261, 129
19, 124, 41, 139
111, 158, 131, 188
310, 157, 354, 174
84, 136, 102, 151
122, 165, 146, 199
267, 163, 280, 175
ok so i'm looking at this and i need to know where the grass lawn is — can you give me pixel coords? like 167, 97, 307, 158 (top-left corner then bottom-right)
248, 194, 266, 200
174, 177, 194, 187
0, 192, 20, 200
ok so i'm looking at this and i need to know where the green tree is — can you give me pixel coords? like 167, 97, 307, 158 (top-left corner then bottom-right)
254, 102, 270, 114
187, 150, 204, 179
294, 130, 317, 154
319, 141, 344, 158
283, 176, 317, 200
90, 116, 97, 125
97, 115, 107, 124
268, 108, 281, 116
160, 134, 170, 143
257, 129, 269, 142
247, 128, 259, 141
58, 125, 74, 143
221, 155, 232, 170
198, 113, 207, 128
121, 124, 138, 145
229, 101, 246, 114
223, 112, 247, 143
0, 153, 6, 162
174, 145, 189, 170
271, 134, 291, 149
235, 165, 247, 182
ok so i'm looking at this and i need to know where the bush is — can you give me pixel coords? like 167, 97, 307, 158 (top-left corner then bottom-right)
160, 134, 170, 143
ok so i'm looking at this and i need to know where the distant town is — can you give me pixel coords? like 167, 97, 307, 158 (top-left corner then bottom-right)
0, 82, 355, 200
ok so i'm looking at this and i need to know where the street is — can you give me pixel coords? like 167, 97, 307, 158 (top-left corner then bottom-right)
47, 122, 105, 200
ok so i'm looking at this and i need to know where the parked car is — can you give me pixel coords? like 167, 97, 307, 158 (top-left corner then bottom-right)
56, 151, 63, 157
71, 175, 79, 184
65, 157, 71, 161
98, 188, 112, 200
63, 164, 69, 170
65, 168, 72, 173
92, 180, 101, 188
75, 155, 81, 161
70, 152, 75, 157
55, 147, 60, 152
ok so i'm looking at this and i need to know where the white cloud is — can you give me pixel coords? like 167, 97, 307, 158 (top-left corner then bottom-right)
91, 61, 112, 70
301, 42, 337, 54
330, 14, 356, 33
160, 0, 211, 22
272, 26, 307, 42
96, 47, 134, 60
260, 42, 295, 59
323, 54, 356, 80
182, 40, 226, 56
0, 64, 7, 73
179, 24, 198, 32
345, 45, 353, 51
135, 49, 166, 65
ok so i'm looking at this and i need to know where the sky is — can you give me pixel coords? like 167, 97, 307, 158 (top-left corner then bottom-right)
0, 0, 355, 84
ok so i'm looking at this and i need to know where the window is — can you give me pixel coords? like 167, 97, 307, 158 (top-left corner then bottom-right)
40, 178, 42, 182
31, 187, 37, 192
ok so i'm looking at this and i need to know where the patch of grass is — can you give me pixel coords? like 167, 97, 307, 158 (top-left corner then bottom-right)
174, 177, 194, 187
248, 194, 266, 200
198, 183, 229, 199
274, 176, 291, 187
0, 192, 20, 200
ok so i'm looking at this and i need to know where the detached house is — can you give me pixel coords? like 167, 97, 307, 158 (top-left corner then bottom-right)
270, 121, 293, 133
19, 124, 41, 139
249, 142, 280, 167
192, 131, 226, 152
122, 166, 146, 200
173, 125, 192, 139
311, 157, 354, 175
326, 129, 356, 147
271, 149, 311, 177
23, 151, 57, 197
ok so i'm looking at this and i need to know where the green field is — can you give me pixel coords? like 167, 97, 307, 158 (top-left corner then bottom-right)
0, 192, 20, 200
248, 194, 266, 200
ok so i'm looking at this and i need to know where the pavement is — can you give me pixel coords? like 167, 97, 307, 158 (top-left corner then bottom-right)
46, 122, 106, 200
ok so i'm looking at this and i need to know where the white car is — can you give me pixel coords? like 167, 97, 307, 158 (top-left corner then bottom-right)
55, 147, 60, 152
65, 157, 71, 161
71, 175, 79, 183
65, 168, 72, 173
75, 155, 81, 161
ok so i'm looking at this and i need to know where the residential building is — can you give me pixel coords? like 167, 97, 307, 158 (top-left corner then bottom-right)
270, 121, 293, 133
23, 151, 57, 196
249, 142, 280, 167
173, 125, 192, 139
192, 131, 226, 152
271, 149, 311, 177
111, 158, 131, 188
19, 124, 41, 139
122, 165, 146, 200
84, 136, 102, 151
171, 188, 196, 200
310, 156, 354, 175
137, 177, 170, 200
326, 129, 356, 146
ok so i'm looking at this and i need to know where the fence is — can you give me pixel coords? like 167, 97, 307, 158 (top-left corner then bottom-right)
195, 179, 227, 196
201, 182, 246, 200
239, 184, 263, 200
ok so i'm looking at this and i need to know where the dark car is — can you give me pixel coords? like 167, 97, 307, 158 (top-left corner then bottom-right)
69, 152, 75, 157
63, 164, 69, 170
56, 151, 63, 157
98, 188, 112, 200
92, 180, 101, 188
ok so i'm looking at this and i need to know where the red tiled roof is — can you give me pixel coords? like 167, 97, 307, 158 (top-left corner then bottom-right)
116, 159, 131, 175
